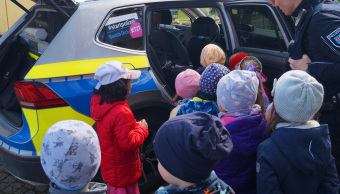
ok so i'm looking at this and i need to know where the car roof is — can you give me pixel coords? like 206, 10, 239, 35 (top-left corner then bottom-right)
78, 0, 269, 6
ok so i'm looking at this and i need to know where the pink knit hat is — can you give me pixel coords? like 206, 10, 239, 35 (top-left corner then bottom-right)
175, 69, 201, 98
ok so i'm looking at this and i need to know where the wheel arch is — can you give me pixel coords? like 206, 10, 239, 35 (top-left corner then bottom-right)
128, 90, 172, 117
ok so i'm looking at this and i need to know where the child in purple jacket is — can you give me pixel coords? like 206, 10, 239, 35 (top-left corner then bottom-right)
214, 70, 268, 194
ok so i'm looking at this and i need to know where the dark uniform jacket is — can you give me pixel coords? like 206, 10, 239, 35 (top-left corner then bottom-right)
293, 0, 340, 100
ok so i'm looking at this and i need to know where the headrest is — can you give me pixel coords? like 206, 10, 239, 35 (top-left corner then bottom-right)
152, 10, 172, 25
192, 17, 218, 37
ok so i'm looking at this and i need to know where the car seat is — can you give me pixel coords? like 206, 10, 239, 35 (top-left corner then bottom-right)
150, 10, 191, 67
149, 10, 192, 92
187, 17, 219, 69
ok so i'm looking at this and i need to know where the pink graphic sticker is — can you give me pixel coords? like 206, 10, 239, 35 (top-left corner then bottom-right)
129, 22, 143, 38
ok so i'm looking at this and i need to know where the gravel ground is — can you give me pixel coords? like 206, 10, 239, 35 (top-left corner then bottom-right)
0, 165, 167, 193
0, 165, 48, 194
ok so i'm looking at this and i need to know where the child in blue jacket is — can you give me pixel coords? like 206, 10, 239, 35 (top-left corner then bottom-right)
176, 63, 229, 117
257, 70, 339, 193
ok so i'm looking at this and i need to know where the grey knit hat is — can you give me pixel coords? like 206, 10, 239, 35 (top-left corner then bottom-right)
272, 70, 324, 123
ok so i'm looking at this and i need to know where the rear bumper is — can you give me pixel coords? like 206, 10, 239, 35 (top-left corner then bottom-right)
0, 144, 48, 184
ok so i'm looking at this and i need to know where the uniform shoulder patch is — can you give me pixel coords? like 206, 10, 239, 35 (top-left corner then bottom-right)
327, 28, 340, 48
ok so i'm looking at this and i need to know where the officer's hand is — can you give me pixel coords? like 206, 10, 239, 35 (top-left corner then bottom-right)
289, 54, 311, 71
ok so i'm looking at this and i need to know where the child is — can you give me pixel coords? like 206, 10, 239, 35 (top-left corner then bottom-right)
257, 70, 339, 193
40, 120, 107, 193
177, 63, 229, 117
90, 61, 149, 194
239, 56, 270, 111
228, 52, 248, 71
196, 44, 226, 74
214, 70, 268, 194
154, 112, 235, 194
169, 69, 200, 119
242, 64, 266, 113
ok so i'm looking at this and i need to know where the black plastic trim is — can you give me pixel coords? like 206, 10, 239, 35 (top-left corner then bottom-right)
0, 146, 48, 184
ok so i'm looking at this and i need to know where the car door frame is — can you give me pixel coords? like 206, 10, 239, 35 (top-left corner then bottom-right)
223, 1, 294, 93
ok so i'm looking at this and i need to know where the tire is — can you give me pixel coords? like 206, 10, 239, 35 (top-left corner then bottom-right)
135, 109, 169, 194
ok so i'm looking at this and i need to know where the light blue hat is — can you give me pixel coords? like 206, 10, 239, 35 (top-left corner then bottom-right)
217, 70, 259, 112
272, 70, 324, 123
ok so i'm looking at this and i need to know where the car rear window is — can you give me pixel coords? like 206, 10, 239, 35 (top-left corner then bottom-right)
98, 7, 144, 51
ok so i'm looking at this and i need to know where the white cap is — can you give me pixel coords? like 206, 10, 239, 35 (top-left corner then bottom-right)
94, 61, 141, 90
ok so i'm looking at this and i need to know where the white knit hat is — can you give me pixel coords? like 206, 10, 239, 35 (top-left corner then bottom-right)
40, 120, 101, 191
272, 70, 324, 123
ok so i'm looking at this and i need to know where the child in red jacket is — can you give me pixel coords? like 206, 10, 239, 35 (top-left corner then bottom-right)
90, 61, 149, 194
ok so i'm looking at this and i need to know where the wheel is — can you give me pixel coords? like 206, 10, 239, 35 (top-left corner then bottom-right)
135, 109, 169, 193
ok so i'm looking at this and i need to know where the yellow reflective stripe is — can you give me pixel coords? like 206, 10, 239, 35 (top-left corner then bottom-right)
30, 106, 95, 156
22, 108, 38, 140
25, 55, 148, 79
28, 52, 39, 60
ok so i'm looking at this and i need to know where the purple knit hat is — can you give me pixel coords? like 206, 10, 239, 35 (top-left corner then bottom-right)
199, 63, 230, 96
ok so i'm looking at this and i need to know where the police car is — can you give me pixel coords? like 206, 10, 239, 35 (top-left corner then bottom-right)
0, 0, 292, 191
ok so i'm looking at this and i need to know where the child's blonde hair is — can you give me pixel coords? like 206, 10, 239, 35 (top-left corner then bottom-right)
200, 44, 226, 67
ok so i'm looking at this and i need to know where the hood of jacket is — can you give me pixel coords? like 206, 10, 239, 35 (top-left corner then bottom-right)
155, 171, 233, 194
292, 0, 321, 16
224, 114, 268, 155
271, 124, 332, 175
90, 95, 127, 121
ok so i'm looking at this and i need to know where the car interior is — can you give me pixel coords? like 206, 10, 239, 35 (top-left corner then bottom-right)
147, 7, 227, 95
0, 8, 72, 130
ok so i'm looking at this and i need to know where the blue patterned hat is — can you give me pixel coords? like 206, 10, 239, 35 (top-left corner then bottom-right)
199, 63, 230, 96
40, 120, 101, 191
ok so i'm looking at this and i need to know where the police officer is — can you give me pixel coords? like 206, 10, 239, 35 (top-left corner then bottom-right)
269, 0, 340, 178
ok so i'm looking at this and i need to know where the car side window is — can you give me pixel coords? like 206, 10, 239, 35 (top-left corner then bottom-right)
171, 9, 192, 27
98, 7, 144, 51
227, 5, 285, 51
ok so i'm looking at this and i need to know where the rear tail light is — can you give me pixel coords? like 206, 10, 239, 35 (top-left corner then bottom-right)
14, 81, 68, 109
